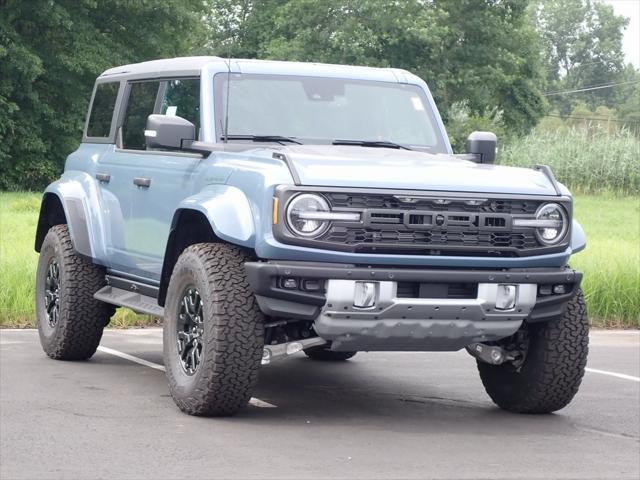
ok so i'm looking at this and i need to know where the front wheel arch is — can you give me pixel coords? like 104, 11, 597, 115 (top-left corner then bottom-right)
159, 209, 219, 306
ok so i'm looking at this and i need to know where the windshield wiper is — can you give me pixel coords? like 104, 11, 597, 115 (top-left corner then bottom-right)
331, 139, 413, 150
221, 134, 303, 145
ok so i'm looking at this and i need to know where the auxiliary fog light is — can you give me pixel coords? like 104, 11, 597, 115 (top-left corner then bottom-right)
354, 281, 377, 308
281, 277, 298, 289
553, 284, 567, 294
496, 284, 517, 311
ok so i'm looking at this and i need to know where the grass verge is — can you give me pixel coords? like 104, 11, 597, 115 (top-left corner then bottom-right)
1, 192, 638, 328
0, 192, 157, 328
500, 128, 639, 195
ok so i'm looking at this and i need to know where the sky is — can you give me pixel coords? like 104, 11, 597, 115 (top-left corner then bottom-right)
602, 0, 640, 67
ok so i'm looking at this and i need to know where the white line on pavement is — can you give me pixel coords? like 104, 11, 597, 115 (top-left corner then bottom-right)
585, 367, 640, 383
96, 346, 277, 408
97, 346, 166, 371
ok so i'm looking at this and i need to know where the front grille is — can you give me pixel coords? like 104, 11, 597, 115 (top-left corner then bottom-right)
275, 188, 571, 257
324, 227, 538, 252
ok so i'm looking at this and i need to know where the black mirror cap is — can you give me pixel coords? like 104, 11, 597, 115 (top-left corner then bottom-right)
465, 131, 497, 164
145, 114, 196, 151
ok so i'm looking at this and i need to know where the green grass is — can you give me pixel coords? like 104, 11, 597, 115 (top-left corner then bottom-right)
499, 128, 640, 195
571, 195, 639, 327
0, 192, 157, 328
0, 192, 638, 328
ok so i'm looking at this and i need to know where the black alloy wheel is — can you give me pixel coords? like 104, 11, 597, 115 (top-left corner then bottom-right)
176, 287, 204, 375
44, 258, 60, 328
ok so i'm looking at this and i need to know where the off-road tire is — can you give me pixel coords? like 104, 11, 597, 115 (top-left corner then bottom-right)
304, 346, 357, 361
477, 289, 588, 413
36, 225, 113, 360
163, 243, 264, 416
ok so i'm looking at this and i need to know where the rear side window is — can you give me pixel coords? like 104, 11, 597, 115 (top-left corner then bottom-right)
86, 82, 119, 138
122, 81, 160, 150
160, 79, 200, 136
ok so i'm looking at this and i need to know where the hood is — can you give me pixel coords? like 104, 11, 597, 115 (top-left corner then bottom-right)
279, 145, 561, 196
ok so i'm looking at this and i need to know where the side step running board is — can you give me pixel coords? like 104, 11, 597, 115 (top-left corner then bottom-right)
94, 286, 164, 317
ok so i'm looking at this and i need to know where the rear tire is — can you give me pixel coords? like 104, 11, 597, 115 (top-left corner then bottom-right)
304, 346, 357, 361
163, 243, 264, 416
477, 289, 589, 413
36, 225, 113, 360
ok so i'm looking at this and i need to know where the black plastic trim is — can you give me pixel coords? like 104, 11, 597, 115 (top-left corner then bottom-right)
105, 274, 159, 299
245, 261, 583, 315
534, 164, 562, 196
272, 152, 301, 185
254, 295, 320, 320
528, 284, 580, 323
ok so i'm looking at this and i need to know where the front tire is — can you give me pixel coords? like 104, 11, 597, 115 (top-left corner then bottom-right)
477, 289, 589, 413
163, 243, 264, 416
36, 225, 113, 360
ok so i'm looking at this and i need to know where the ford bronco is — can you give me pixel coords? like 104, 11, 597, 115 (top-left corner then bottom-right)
35, 56, 588, 416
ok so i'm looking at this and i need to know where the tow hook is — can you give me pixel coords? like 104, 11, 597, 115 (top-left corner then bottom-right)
466, 343, 514, 365
262, 337, 327, 365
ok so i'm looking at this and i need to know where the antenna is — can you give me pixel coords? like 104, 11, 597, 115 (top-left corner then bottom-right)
223, 36, 232, 143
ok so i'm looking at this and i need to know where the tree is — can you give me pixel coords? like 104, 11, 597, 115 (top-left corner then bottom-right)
204, 0, 546, 140
613, 65, 640, 134
533, 0, 630, 113
0, 0, 205, 190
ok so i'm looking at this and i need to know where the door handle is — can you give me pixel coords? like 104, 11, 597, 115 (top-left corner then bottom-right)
133, 177, 151, 188
95, 172, 111, 183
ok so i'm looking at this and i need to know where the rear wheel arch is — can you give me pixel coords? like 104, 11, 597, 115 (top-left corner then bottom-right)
35, 193, 67, 252
35, 192, 95, 259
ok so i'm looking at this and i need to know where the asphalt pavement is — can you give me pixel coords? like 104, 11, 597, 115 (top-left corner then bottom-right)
1, 328, 638, 480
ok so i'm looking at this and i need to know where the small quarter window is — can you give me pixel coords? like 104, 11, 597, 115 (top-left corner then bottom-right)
86, 82, 119, 138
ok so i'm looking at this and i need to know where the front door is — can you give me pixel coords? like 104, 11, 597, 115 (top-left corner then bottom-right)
97, 78, 203, 281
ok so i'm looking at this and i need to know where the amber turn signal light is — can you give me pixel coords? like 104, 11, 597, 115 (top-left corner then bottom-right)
272, 197, 279, 225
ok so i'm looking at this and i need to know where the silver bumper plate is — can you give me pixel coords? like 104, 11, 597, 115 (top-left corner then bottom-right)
313, 280, 537, 352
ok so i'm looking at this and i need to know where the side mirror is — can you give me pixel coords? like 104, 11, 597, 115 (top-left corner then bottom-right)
144, 114, 196, 151
465, 131, 497, 164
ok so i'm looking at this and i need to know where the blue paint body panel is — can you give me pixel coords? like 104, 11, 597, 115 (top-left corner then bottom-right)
43, 58, 586, 284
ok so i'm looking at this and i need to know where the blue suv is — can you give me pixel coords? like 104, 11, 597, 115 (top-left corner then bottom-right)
35, 57, 588, 416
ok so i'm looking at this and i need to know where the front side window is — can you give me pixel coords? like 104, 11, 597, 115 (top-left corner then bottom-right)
214, 74, 446, 151
160, 79, 200, 136
122, 81, 160, 150
121, 78, 200, 150
86, 82, 119, 138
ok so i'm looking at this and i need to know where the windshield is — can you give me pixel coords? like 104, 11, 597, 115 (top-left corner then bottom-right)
214, 74, 447, 152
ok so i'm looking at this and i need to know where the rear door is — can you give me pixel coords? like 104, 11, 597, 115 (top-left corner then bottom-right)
98, 78, 203, 281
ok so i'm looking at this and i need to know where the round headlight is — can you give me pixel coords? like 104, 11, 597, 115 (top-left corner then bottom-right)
286, 194, 330, 238
535, 203, 568, 245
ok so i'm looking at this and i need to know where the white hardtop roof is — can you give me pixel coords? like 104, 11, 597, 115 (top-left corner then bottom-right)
98, 56, 413, 83
99, 56, 222, 78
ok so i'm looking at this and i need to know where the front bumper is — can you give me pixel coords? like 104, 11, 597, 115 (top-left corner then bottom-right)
245, 261, 582, 351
